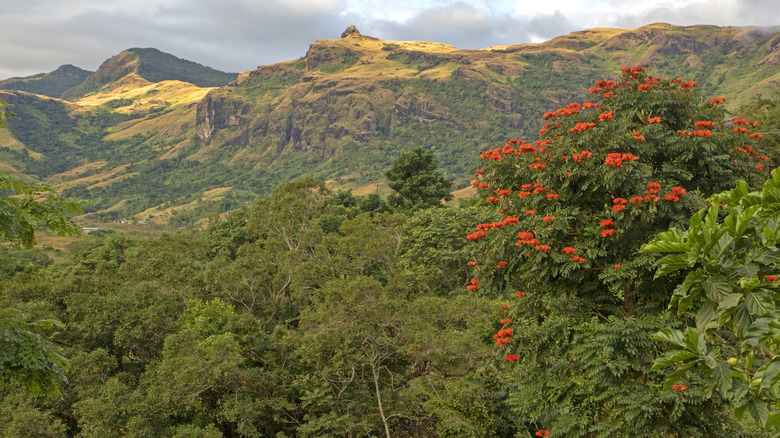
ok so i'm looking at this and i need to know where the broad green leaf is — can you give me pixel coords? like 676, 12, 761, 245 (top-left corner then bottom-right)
719, 293, 743, 311
735, 304, 757, 338
734, 397, 769, 426
703, 276, 733, 302
655, 254, 688, 277
652, 349, 698, 370
759, 357, 780, 391
745, 314, 776, 347
683, 328, 707, 355
745, 290, 774, 317
643, 228, 688, 253
710, 231, 735, 260
653, 328, 686, 348
696, 301, 717, 332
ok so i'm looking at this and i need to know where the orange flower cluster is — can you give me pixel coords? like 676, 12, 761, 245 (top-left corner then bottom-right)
672, 384, 687, 392
516, 231, 540, 247
733, 118, 758, 127
631, 131, 645, 141
749, 133, 763, 139
546, 193, 559, 200
543, 216, 556, 222
612, 198, 627, 212
486, 196, 500, 204
679, 81, 698, 91
476, 216, 520, 231
604, 152, 638, 167
570, 122, 596, 134
466, 230, 486, 241
663, 186, 687, 202
535, 430, 551, 437
472, 181, 489, 189
694, 120, 716, 128
679, 129, 712, 137
646, 182, 661, 194
647, 116, 662, 124
599, 111, 614, 121
495, 189, 511, 197
710, 97, 725, 105
622, 65, 645, 79
563, 247, 577, 254
506, 354, 519, 363
494, 327, 512, 346
515, 291, 527, 298
497, 261, 508, 268
467, 278, 479, 291
572, 150, 593, 162
535, 245, 550, 252
600, 218, 616, 237
525, 209, 536, 215
766, 275, 777, 282
572, 256, 586, 263
736, 145, 769, 163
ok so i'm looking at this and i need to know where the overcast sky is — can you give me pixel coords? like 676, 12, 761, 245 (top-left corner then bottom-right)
1, 0, 778, 80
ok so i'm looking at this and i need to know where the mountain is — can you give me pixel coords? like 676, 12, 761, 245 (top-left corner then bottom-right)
0, 64, 93, 98
61, 48, 238, 100
1, 23, 779, 225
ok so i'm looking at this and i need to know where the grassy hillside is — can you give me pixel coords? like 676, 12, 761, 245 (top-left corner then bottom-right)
1, 23, 779, 225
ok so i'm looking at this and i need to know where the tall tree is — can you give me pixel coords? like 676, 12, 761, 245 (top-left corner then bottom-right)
386, 147, 453, 212
467, 67, 767, 436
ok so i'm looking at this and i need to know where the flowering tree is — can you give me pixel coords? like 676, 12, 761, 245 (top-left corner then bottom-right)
467, 67, 767, 436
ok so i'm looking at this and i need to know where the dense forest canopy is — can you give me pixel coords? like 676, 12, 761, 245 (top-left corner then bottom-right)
2, 63, 780, 437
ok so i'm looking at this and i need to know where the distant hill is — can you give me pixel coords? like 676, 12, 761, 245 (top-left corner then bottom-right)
1, 24, 779, 225
0, 64, 92, 98
61, 48, 238, 100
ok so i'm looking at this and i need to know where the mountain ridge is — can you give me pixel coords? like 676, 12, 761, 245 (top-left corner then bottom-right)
1, 23, 779, 225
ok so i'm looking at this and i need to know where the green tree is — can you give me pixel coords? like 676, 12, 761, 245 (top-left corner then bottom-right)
386, 147, 453, 211
0, 99, 81, 399
646, 167, 780, 428
467, 67, 766, 436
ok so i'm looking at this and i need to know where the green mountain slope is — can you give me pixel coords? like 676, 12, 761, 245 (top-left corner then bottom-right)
0, 64, 93, 98
61, 48, 238, 100
1, 23, 779, 225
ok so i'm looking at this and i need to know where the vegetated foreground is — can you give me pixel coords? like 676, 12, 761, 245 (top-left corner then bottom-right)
2, 65, 780, 437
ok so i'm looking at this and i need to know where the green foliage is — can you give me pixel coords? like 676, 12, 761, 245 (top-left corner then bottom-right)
646, 167, 780, 427
0, 170, 83, 247
386, 147, 453, 212
0, 309, 69, 398
467, 67, 764, 435
739, 91, 780, 164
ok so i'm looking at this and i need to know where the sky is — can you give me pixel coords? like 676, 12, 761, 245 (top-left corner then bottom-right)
1, 0, 778, 80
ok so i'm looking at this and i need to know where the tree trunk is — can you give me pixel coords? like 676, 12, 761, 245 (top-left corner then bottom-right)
370, 361, 391, 438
